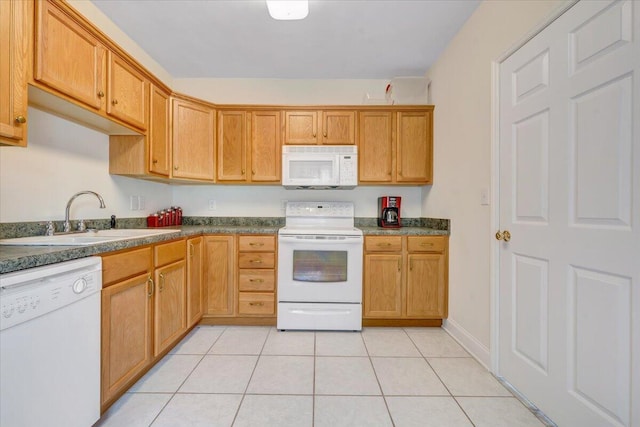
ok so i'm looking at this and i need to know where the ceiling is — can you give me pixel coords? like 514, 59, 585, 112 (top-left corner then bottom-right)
91, 0, 480, 80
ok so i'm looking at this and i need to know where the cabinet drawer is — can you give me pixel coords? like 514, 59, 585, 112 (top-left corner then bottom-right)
238, 235, 276, 252
238, 292, 275, 315
102, 247, 152, 286
407, 236, 446, 253
154, 239, 186, 267
365, 236, 403, 252
238, 252, 275, 269
238, 269, 275, 292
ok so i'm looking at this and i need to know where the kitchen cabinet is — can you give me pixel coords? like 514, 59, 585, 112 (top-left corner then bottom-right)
284, 110, 356, 145
106, 52, 149, 131
204, 235, 235, 316
186, 236, 204, 327
153, 240, 186, 356
217, 110, 281, 183
396, 110, 432, 183
148, 85, 171, 176
108, 84, 172, 178
172, 96, 216, 181
0, 0, 30, 146
358, 111, 394, 183
100, 240, 188, 411
34, 0, 149, 131
358, 108, 433, 184
101, 247, 153, 409
363, 235, 447, 323
237, 235, 276, 316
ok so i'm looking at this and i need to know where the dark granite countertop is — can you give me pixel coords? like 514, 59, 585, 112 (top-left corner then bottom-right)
0, 218, 450, 274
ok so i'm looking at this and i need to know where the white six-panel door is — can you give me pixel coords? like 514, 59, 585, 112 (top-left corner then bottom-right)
498, 1, 639, 426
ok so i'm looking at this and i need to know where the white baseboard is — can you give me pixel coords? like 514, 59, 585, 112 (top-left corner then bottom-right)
442, 318, 491, 370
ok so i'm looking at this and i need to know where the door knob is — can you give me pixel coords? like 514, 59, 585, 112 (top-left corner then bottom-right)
495, 230, 511, 242
14, 115, 26, 124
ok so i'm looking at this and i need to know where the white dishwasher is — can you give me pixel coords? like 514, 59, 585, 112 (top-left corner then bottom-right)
1, 257, 102, 427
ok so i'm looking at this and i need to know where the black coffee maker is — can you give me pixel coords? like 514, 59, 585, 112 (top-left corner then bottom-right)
378, 196, 401, 228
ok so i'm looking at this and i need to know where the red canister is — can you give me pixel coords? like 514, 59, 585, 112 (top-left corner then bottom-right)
147, 214, 159, 227
176, 207, 183, 225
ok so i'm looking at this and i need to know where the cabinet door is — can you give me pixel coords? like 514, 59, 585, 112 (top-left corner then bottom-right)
107, 52, 148, 130
322, 110, 356, 145
358, 111, 393, 182
172, 98, 215, 180
406, 254, 447, 318
204, 235, 235, 316
217, 110, 247, 181
363, 254, 403, 318
186, 237, 204, 328
396, 111, 433, 183
284, 110, 318, 144
154, 260, 186, 356
35, 0, 105, 110
101, 273, 153, 406
0, 0, 29, 146
149, 85, 170, 176
250, 111, 281, 182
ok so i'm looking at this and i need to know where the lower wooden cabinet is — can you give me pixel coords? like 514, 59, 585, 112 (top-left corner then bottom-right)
203, 235, 235, 316
186, 236, 204, 327
100, 239, 187, 411
237, 235, 276, 317
363, 235, 448, 322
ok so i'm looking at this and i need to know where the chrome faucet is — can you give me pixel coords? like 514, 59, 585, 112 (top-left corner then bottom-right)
63, 191, 106, 232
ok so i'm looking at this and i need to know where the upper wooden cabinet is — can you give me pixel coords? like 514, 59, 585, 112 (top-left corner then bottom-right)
34, 0, 148, 132
284, 110, 356, 145
148, 85, 171, 176
172, 96, 216, 181
217, 109, 281, 183
358, 108, 433, 185
396, 111, 432, 183
0, 0, 30, 146
106, 52, 148, 131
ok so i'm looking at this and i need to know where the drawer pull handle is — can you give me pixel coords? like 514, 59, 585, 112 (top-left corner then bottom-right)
249, 302, 264, 306
249, 259, 263, 264
249, 242, 264, 247
249, 278, 265, 283
147, 276, 154, 297
420, 242, 434, 247
398, 259, 401, 271
377, 242, 392, 246
159, 273, 165, 291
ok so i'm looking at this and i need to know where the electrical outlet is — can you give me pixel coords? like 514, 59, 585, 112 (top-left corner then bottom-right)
208, 199, 217, 210
138, 196, 145, 210
129, 195, 139, 210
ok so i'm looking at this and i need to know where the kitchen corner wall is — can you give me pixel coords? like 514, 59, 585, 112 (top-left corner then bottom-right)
423, 0, 564, 365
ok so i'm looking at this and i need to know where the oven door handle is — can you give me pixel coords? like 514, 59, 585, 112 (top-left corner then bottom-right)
278, 236, 363, 244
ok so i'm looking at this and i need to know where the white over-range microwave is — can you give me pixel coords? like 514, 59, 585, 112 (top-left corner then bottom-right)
282, 145, 358, 189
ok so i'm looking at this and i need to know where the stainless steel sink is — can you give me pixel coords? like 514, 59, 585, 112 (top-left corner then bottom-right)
0, 229, 180, 246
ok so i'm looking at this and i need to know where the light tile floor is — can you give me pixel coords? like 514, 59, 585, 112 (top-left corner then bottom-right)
94, 326, 549, 427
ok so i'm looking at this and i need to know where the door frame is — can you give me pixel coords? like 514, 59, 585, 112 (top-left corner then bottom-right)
489, 0, 578, 375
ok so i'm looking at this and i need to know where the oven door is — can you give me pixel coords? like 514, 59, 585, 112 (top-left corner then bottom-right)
277, 234, 363, 303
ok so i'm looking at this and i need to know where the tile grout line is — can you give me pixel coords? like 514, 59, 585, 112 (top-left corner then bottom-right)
229, 326, 271, 427
363, 329, 396, 427
405, 328, 477, 427
144, 326, 229, 427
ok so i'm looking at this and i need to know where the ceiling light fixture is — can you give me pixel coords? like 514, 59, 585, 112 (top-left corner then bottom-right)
266, 0, 309, 20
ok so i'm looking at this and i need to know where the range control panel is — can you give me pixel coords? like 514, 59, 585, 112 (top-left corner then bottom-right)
285, 201, 354, 218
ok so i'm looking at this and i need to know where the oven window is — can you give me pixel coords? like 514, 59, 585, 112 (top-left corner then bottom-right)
292, 250, 347, 282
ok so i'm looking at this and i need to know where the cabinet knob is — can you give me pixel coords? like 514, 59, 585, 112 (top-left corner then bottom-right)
252, 169, 256, 175
312, 132, 317, 138
174, 166, 179, 170
97, 91, 105, 98
14, 116, 26, 124
112, 99, 118, 105
152, 159, 158, 164
242, 169, 245, 175
323, 131, 327, 137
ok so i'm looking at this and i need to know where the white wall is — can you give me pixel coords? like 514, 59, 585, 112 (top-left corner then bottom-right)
423, 0, 564, 365
173, 185, 422, 218
0, 108, 172, 223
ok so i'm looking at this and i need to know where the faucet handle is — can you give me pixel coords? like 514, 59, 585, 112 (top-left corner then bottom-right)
77, 219, 86, 232
45, 221, 55, 236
